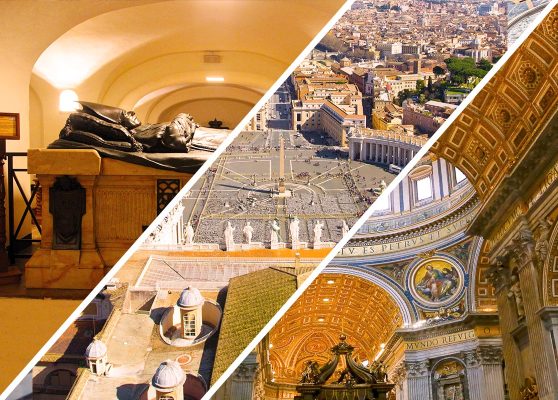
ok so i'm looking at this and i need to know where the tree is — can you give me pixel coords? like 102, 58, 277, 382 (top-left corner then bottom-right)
478, 58, 492, 71
397, 89, 413, 105
433, 65, 445, 77
444, 57, 487, 85
427, 76, 433, 92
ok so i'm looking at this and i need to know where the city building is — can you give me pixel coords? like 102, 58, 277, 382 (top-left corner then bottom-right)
348, 127, 428, 167
291, 100, 366, 146
402, 100, 458, 136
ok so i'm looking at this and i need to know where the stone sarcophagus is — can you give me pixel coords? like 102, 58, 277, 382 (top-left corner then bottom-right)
25, 149, 193, 289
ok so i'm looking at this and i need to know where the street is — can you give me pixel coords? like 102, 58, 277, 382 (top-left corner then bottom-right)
267, 79, 294, 130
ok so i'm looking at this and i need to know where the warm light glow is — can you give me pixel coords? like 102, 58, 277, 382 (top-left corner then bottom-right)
326, 280, 335, 284
206, 76, 225, 82
59, 90, 79, 112
323, 298, 330, 302
269, 343, 273, 349
413, 319, 426, 328
374, 347, 385, 361
317, 317, 325, 322
362, 360, 369, 367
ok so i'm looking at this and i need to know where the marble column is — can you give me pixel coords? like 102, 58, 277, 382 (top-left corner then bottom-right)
391, 362, 408, 400
463, 350, 484, 400
477, 346, 506, 400
486, 257, 523, 400
513, 226, 558, 399
464, 346, 505, 400
538, 307, 558, 372
226, 353, 259, 399
405, 360, 431, 400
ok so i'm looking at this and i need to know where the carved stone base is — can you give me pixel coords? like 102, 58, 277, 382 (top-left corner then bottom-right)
273, 189, 292, 198
26, 148, 193, 289
292, 242, 308, 250
270, 241, 287, 250
313, 241, 335, 250
240, 242, 264, 250
25, 248, 105, 289
0, 266, 23, 285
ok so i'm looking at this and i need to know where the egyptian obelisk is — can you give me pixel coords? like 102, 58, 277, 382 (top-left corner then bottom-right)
278, 136, 286, 194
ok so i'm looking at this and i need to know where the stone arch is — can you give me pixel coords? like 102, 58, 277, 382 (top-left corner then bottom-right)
430, 357, 469, 400
43, 368, 77, 390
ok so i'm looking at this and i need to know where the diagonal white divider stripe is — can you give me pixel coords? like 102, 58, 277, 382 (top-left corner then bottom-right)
0, 1, 357, 399
200, 1, 558, 399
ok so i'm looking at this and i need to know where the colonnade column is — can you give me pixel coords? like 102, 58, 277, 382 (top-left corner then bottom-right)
513, 224, 558, 399
405, 361, 431, 400
349, 140, 360, 160
358, 142, 419, 167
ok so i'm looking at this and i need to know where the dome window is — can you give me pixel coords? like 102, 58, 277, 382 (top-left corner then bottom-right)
455, 167, 467, 184
416, 176, 433, 201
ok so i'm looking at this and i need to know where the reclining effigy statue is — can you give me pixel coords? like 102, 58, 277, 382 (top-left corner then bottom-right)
58, 101, 199, 153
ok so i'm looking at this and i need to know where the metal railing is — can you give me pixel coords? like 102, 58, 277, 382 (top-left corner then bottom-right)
7, 152, 41, 263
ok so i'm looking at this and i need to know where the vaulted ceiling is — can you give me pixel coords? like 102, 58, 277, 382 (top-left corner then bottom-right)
268, 274, 402, 384
2, 0, 347, 148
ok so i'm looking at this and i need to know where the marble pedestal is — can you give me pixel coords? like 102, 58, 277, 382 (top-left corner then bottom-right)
25, 149, 192, 289
224, 242, 266, 251
239, 242, 264, 250
291, 241, 308, 250
270, 241, 287, 250
313, 241, 335, 250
